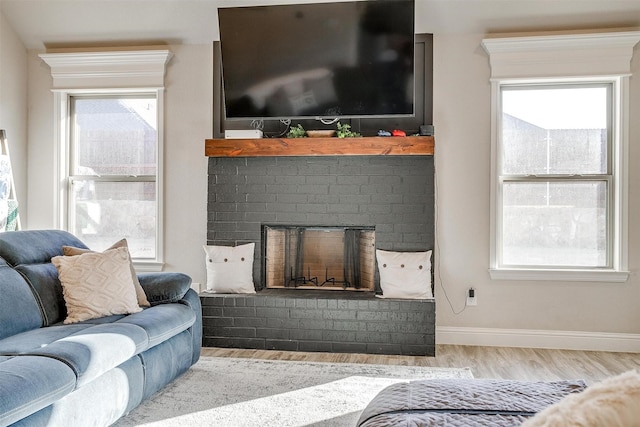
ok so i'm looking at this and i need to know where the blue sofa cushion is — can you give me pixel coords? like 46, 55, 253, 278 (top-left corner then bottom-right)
0, 355, 76, 426
0, 324, 88, 353
138, 272, 192, 305
10, 356, 145, 427
0, 261, 42, 340
116, 303, 196, 348
0, 323, 149, 388
14, 263, 66, 326
0, 230, 88, 266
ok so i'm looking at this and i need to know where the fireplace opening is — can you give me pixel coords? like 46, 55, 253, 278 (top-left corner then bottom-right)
262, 225, 376, 291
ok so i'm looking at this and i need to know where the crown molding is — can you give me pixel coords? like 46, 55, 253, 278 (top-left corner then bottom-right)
39, 49, 173, 89
482, 31, 640, 79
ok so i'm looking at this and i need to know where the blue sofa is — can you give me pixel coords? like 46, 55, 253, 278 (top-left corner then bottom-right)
0, 230, 202, 426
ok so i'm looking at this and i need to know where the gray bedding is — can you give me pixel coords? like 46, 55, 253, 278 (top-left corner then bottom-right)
357, 378, 587, 426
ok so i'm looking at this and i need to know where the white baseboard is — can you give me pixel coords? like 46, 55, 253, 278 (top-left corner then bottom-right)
436, 326, 640, 353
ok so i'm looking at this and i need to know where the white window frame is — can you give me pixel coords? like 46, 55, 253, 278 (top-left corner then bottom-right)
482, 32, 640, 282
39, 50, 172, 271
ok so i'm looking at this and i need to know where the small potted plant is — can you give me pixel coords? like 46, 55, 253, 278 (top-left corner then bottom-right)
287, 124, 307, 138
336, 122, 361, 138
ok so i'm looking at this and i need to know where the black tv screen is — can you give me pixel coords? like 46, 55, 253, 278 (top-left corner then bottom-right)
218, 0, 415, 120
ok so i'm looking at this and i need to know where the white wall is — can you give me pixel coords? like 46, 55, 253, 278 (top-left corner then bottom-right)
432, 32, 640, 349
26, 50, 54, 230
162, 44, 211, 281
0, 10, 28, 224
24, 32, 640, 351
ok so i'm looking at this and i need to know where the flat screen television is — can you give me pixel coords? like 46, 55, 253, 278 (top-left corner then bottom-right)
217, 0, 415, 121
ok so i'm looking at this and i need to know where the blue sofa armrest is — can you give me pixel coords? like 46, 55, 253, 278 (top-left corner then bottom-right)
137, 273, 192, 306
179, 288, 203, 365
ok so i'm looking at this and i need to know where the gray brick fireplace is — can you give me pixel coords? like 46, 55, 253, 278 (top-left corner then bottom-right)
202, 154, 435, 356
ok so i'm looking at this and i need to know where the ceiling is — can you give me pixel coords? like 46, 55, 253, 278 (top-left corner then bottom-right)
2, 0, 640, 50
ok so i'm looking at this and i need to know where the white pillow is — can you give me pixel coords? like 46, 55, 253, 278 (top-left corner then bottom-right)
62, 238, 150, 307
376, 249, 433, 299
203, 243, 256, 294
52, 247, 143, 324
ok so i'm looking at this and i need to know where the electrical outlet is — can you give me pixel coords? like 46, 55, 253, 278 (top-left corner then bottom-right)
466, 288, 477, 306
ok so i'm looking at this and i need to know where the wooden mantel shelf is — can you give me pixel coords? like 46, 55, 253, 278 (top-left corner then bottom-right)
205, 136, 434, 157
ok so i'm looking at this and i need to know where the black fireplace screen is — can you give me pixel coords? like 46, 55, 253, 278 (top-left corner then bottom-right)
262, 225, 375, 291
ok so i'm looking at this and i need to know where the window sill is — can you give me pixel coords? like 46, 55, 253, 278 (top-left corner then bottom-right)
133, 260, 164, 272
489, 268, 630, 283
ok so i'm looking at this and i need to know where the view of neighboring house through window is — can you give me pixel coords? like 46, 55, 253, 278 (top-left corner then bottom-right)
498, 84, 611, 269
69, 95, 158, 259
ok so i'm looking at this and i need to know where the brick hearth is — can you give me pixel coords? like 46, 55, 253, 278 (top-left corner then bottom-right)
201, 290, 435, 356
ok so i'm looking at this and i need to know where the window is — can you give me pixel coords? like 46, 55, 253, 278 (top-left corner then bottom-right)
39, 49, 172, 270
68, 94, 158, 259
482, 32, 640, 281
499, 84, 611, 269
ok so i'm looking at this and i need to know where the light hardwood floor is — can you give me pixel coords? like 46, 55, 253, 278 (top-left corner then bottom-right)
202, 345, 640, 386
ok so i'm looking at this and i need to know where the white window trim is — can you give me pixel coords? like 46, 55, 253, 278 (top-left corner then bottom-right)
482, 31, 640, 282
40, 50, 172, 271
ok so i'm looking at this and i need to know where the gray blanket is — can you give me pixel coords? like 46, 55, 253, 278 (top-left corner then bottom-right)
357, 378, 587, 426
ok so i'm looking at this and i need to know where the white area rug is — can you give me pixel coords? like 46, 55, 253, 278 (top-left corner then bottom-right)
114, 356, 473, 427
